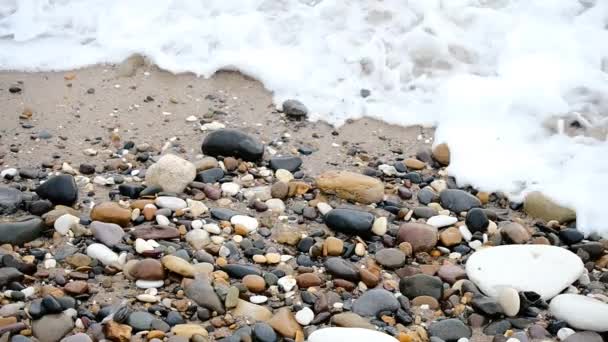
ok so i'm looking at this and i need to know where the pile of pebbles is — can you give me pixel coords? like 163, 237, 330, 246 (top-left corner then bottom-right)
0, 126, 607, 342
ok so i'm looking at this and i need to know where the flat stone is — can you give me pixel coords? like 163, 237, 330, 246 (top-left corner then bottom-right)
90, 221, 125, 247
0, 267, 23, 287
550, 294, 608, 332
252, 322, 277, 342
131, 226, 180, 240
162, 255, 195, 277
269, 156, 302, 172
0, 186, 22, 215
375, 248, 405, 268
563, 332, 603, 342
428, 319, 471, 342
231, 299, 272, 321
86, 243, 119, 266
202, 129, 264, 161
196, 167, 224, 183
432, 143, 450, 166
155, 196, 187, 210
524, 191, 576, 223
330, 313, 374, 329
32, 313, 74, 342
466, 245, 584, 300
352, 289, 399, 317
267, 307, 301, 338
128, 311, 156, 331
131, 259, 165, 280
399, 274, 443, 299
0, 217, 44, 245
324, 257, 359, 281
223, 264, 262, 278
325, 209, 374, 234
439, 189, 481, 213
316, 171, 384, 204
426, 215, 457, 228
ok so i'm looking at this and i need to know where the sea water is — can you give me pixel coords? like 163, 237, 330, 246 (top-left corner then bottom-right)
1, 0, 607, 235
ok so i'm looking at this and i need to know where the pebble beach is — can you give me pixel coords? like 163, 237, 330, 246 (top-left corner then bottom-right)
0, 62, 607, 342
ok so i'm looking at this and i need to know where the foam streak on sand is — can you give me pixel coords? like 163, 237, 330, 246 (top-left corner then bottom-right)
1, 0, 608, 234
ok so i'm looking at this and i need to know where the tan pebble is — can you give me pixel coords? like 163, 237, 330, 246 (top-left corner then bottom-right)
243, 274, 266, 293
354, 243, 366, 256
398, 242, 413, 257
265, 253, 280, 264
253, 255, 267, 264
404, 158, 426, 170
476, 191, 490, 204
323, 237, 343, 256
432, 143, 450, 166
216, 257, 227, 267
234, 224, 249, 236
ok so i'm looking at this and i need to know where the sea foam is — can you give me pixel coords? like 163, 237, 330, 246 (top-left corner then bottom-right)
1, 0, 608, 234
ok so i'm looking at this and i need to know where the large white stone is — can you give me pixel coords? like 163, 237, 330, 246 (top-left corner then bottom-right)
466, 245, 583, 300
145, 154, 196, 193
427, 215, 458, 228
155, 196, 187, 210
230, 215, 258, 233
308, 328, 398, 342
550, 294, 608, 332
86, 243, 119, 265
54, 214, 80, 235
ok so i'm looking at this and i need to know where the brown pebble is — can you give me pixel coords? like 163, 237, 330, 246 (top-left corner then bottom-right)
296, 273, 322, 288
242, 274, 266, 293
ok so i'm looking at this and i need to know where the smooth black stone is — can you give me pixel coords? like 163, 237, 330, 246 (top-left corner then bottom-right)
399, 274, 443, 299
398, 187, 413, 200
119, 184, 144, 199
0, 217, 44, 246
269, 156, 302, 172
244, 247, 265, 258
311, 311, 331, 324
8, 291, 25, 300
42, 295, 63, 313
35, 174, 78, 205
28, 200, 53, 216
57, 296, 76, 309
484, 320, 512, 335
196, 168, 225, 183
440, 189, 481, 213
165, 311, 185, 326
253, 322, 278, 342
571, 242, 604, 259
559, 228, 584, 245
210, 208, 241, 221
223, 264, 262, 278
417, 187, 437, 205
396, 309, 413, 324
79, 163, 96, 175
407, 172, 422, 184
202, 129, 264, 161
139, 185, 162, 197
263, 272, 279, 286
301, 291, 317, 305
429, 319, 472, 342
19, 168, 45, 179
9, 86, 21, 93
296, 255, 314, 267
466, 208, 489, 233
324, 209, 374, 234
413, 206, 437, 218
453, 245, 471, 254
324, 257, 359, 281
197, 307, 211, 321
298, 146, 314, 155
297, 237, 315, 253
127, 311, 156, 331
472, 296, 503, 316
0, 186, 23, 215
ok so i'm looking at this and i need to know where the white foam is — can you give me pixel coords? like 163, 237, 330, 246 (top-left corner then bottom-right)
1, 0, 608, 234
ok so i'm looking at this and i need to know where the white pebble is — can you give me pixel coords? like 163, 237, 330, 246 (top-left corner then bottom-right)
459, 225, 473, 241
54, 214, 80, 236
250, 295, 268, 304
219, 245, 231, 257
136, 280, 165, 289
203, 223, 221, 234
221, 182, 241, 197
371, 217, 387, 236
1, 168, 18, 178
156, 215, 171, 226
137, 294, 159, 303
316, 202, 332, 215
230, 215, 258, 233
557, 327, 575, 341
278, 276, 297, 292
427, 215, 458, 228
86, 243, 118, 265
191, 220, 204, 230
295, 307, 314, 325
155, 196, 187, 210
